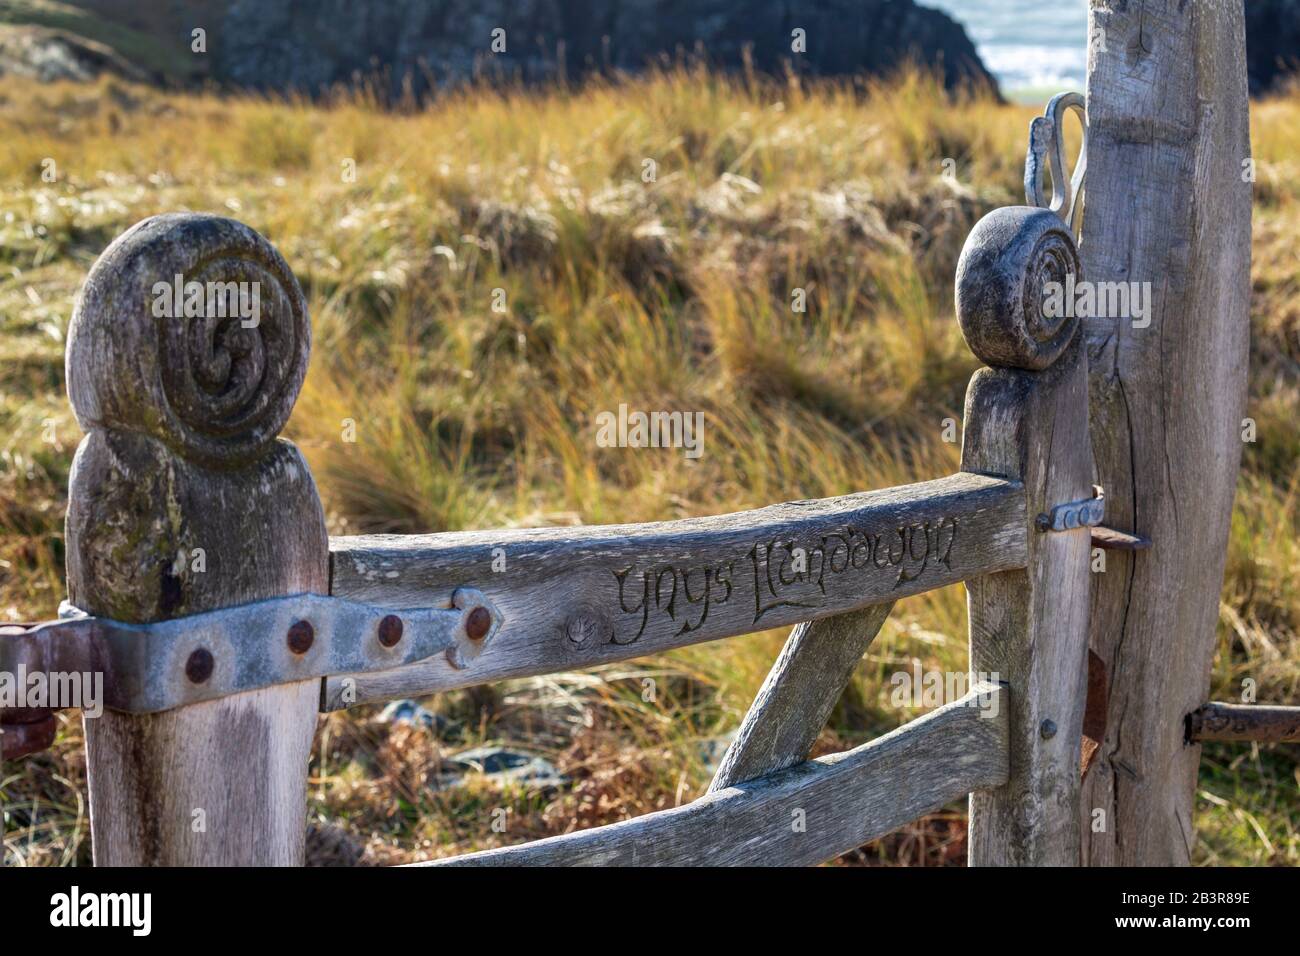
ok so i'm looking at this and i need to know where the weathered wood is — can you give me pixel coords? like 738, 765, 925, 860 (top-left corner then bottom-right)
65, 214, 328, 865
421, 683, 1007, 867
324, 472, 1025, 708
1186, 703, 1300, 744
955, 208, 1082, 372
959, 205, 1094, 866
708, 603, 894, 791
1080, 0, 1252, 865
0, 655, 8, 863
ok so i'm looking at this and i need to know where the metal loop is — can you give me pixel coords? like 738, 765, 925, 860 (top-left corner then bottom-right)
1024, 91, 1087, 236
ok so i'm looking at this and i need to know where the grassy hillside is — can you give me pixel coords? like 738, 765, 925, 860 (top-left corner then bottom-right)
0, 68, 1296, 865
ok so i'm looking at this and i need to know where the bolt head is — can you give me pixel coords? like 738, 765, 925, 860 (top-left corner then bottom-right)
186, 647, 214, 684
287, 620, 315, 654
466, 606, 492, 641
378, 614, 404, 648
1040, 718, 1058, 740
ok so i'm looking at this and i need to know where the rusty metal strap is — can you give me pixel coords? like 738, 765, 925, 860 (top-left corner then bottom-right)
0, 589, 501, 718
1186, 702, 1300, 744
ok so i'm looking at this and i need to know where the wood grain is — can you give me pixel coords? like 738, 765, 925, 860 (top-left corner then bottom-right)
957, 204, 1094, 866
963, 344, 1094, 866
65, 215, 327, 865
708, 603, 894, 791
1080, 0, 1252, 865
325, 472, 1025, 708
420, 683, 1008, 867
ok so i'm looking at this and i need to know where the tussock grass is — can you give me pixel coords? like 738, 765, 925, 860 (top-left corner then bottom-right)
0, 67, 1295, 866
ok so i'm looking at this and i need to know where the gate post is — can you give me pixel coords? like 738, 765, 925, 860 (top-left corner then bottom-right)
1080, 1, 1252, 864
65, 214, 327, 865
959, 207, 1094, 865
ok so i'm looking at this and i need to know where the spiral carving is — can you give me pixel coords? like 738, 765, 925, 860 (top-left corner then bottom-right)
954, 206, 1082, 371
67, 214, 310, 468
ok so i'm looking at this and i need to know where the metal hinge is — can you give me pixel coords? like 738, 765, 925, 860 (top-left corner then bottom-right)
1036, 485, 1105, 532
1035, 486, 1152, 551
0, 589, 502, 757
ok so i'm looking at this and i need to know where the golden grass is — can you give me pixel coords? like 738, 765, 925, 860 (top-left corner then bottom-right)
0, 66, 1295, 865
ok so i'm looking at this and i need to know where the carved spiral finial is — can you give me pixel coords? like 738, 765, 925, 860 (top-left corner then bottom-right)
955, 206, 1082, 370
67, 214, 310, 468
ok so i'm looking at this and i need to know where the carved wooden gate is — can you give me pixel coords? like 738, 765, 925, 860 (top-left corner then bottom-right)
1, 3, 1292, 867
0, 187, 1101, 865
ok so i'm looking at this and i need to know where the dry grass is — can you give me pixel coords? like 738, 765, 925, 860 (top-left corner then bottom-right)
0, 66, 1295, 866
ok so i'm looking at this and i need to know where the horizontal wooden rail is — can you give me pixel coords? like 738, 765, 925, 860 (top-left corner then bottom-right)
1187, 702, 1300, 743
416, 682, 1008, 866
324, 473, 1025, 708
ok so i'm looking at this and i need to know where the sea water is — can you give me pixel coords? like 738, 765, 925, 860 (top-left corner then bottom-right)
925, 0, 1088, 99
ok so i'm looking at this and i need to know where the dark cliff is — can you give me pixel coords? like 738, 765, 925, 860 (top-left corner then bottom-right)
1246, 0, 1300, 95
59, 0, 996, 97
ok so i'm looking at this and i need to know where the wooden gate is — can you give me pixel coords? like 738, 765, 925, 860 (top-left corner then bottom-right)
2, 1, 1291, 867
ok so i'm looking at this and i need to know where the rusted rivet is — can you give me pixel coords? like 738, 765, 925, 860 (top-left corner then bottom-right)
1040, 718, 1058, 740
287, 620, 315, 654
378, 614, 404, 648
466, 606, 492, 641
186, 648, 214, 684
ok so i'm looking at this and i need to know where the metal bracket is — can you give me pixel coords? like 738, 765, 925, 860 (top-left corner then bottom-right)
0, 589, 502, 718
1090, 525, 1152, 551
1036, 485, 1104, 532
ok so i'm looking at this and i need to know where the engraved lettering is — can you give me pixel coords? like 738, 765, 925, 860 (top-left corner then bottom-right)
612, 560, 736, 644
614, 566, 650, 644
751, 541, 817, 622
677, 565, 711, 635
608, 516, 961, 640
936, 516, 957, 569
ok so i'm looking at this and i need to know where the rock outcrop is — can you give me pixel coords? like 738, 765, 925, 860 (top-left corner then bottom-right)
0, 25, 147, 84
209, 0, 996, 97
1245, 0, 1300, 95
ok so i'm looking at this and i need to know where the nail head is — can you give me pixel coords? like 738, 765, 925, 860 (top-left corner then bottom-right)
287, 620, 314, 654
186, 647, 214, 684
378, 614, 404, 648
466, 606, 492, 641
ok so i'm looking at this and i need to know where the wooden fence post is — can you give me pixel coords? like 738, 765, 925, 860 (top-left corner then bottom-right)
1080, 0, 1251, 865
64, 214, 327, 865
959, 206, 1094, 866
